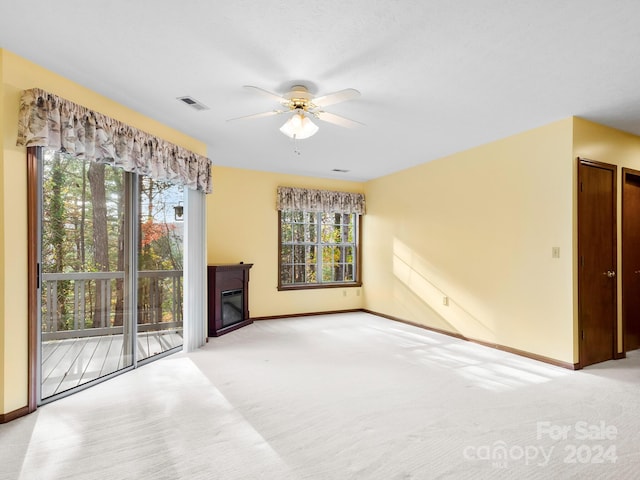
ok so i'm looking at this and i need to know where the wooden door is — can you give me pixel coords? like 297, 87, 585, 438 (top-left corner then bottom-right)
578, 158, 617, 367
623, 168, 640, 351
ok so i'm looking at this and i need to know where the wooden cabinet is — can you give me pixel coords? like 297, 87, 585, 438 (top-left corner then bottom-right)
207, 263, 253, 337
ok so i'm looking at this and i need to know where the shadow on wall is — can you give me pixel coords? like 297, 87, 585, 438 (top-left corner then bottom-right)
392, 237, 497, 343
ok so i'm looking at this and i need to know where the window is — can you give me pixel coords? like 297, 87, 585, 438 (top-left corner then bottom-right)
279, 210, 361, 289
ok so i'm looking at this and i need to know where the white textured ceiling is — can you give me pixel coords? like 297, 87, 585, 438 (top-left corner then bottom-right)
2, 1, 640, 181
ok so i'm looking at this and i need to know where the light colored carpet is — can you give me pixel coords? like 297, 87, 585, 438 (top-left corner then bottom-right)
2, 312, 639, 479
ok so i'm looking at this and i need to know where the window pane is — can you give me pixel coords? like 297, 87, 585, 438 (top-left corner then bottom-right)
138, 178, 184, 361
322, 264, 332, 282
306, 264, 317, 283
40, 150, 133, 399
307, 244, 317, 261
345, 264, 354, 281
293, 245, 305, 263
281, 245, 292, 263
342, 220, 351, 242
281, 223, 292, 243
293, 224, 305, 242
303, 223, 312, 242
319, 214, 329, 243
334, 264, 344, 282
345, 246, 354, 263
293, 264, 306, 283
281, 264, 292, 284
322, 246, 333, 265
308, 220, 318, 242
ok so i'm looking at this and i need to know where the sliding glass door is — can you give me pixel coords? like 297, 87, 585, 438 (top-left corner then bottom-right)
38, 148, 183, 402
137, 177, 184, 361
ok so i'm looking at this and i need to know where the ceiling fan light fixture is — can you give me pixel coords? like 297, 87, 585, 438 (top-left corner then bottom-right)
279, 112, 319, 139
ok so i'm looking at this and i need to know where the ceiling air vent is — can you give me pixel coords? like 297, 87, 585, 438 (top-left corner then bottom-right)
177, 96, 209, 111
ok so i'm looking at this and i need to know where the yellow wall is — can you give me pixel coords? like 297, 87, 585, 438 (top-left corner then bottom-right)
572, 117, 640, 356
207, 166, 365, 317
0, 49, 206, 415
363, 119, 576, 364
0, 50, 5, 414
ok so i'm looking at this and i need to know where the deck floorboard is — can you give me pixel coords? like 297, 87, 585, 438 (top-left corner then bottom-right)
41, 331, 182, 399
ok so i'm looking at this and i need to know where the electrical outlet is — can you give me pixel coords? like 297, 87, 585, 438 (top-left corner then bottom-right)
343, 290, 347, 297
552, 247, 560, 259
443, 296, 449, 306
356, 289, 361, 296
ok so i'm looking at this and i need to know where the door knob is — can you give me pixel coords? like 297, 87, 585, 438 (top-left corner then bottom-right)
603, 270, 616, 278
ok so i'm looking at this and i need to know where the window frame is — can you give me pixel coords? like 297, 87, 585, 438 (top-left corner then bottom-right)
277, 210, 362, 291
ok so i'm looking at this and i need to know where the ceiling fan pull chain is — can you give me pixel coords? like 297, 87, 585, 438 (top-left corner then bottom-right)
293, 134, 301, 156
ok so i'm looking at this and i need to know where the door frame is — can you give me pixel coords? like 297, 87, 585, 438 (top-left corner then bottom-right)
577, 157, 620, 368
622, 167, 640, 352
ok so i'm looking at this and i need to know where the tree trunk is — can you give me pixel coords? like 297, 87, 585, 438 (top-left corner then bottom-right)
88, 162, 109, 328
139, 177, 154, 325
50, 153, 69, 329
80, 158, 87, 269
114, 174, 125, 327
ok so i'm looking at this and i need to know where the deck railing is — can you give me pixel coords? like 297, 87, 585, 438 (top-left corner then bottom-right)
42, 270, 183, 341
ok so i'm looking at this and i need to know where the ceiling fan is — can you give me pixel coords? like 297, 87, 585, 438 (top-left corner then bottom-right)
228, 84, 363, 139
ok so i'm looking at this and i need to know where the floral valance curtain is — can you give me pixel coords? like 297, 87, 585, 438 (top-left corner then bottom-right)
16, 88, 213, 193
276, 186, 365, 215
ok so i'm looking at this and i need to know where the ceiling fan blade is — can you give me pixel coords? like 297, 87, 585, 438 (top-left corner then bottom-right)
243, 85, 288, 105
312, 88, 360, 107
226, 110, 288, 122
314, 111, 365, 128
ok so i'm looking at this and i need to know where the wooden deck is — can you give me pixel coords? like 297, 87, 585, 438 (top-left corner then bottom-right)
42, 331, 183, 399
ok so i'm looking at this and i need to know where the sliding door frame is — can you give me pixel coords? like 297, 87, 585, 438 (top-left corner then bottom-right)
28, 146, 190, 407
27, 147, 39, 413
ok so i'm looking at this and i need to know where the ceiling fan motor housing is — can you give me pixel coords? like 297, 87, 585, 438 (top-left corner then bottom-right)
284, 85, 313, 100
284, 85, 314, 110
